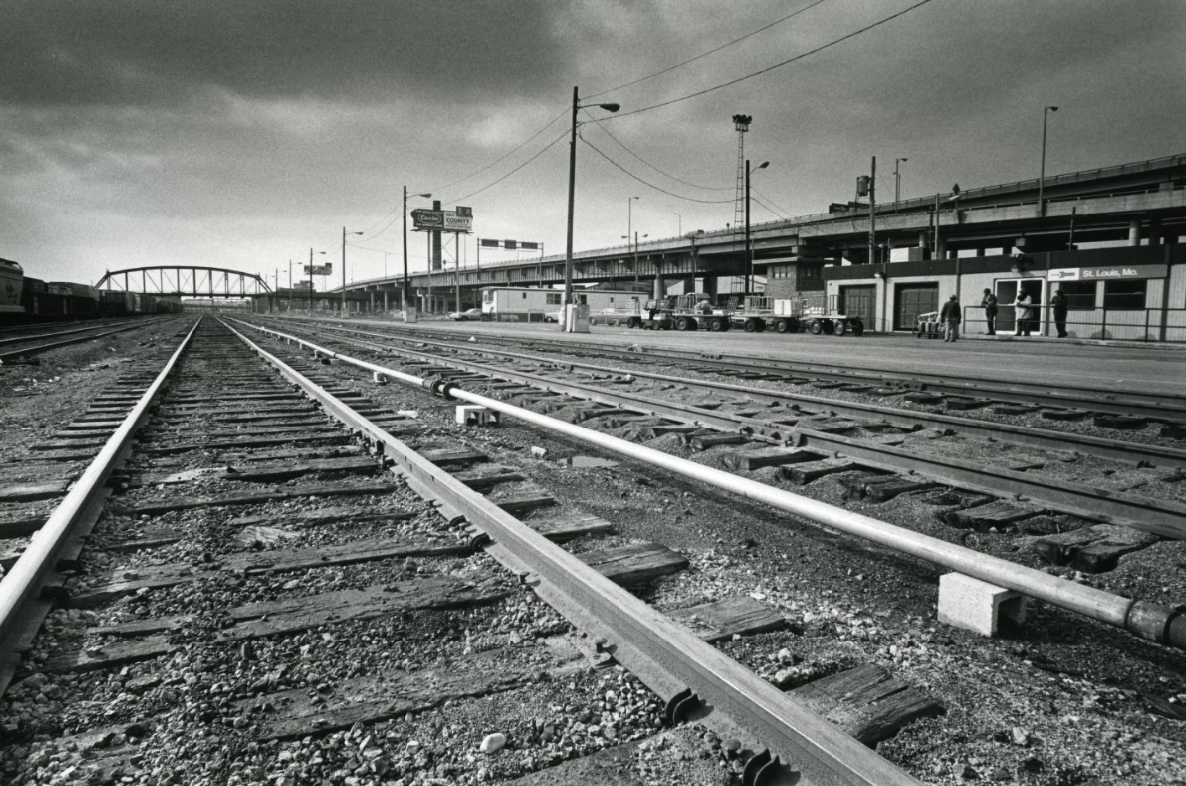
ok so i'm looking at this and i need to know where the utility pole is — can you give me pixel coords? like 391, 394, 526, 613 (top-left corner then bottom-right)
894, 157, 907, 212
868, 156, 877, 267
563, 86, 619, 325
564, 86, 579, 308
287, 259, 292, 312
1039, 105, 1058, 217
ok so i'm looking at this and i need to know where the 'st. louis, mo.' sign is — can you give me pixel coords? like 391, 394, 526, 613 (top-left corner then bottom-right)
1048, 264, 1168, 281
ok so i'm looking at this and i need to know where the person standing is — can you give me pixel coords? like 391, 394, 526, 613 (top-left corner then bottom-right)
1050, 289, 1068, 338
981, 288, 998, 335
940, 294, 961, 342
1014, 292, 1033, 336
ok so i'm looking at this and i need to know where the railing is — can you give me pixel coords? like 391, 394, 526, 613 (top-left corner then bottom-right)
960, 306, 1186, 343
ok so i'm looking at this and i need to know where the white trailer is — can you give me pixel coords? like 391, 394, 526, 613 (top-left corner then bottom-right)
480, 287, 643, 323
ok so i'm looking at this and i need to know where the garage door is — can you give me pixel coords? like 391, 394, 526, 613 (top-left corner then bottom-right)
838, 285, 876, 330
894, 283, 939, 330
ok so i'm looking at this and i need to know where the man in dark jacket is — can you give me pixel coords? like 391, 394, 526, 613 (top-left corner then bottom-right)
1050, 289, 1068, 337
940, 294, 961, 343
981, 288, 998, 335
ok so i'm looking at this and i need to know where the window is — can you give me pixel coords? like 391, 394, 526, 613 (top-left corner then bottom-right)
1103, 279, 1145, 310
1055, 281, 1095, 309
483, 291, 492, 303
521, 292, 527, 299
545, 292, 561, 305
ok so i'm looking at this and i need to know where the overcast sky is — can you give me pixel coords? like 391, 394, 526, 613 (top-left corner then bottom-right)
3, 0, 1184, 288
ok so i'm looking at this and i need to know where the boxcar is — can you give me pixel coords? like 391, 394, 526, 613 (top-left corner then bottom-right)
0, 258, 24, 316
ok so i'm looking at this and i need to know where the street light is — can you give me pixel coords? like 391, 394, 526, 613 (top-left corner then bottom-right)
1039, 105, 1058, 217
403, 187, 432, 313
308, 248, 326, 312
745, 160, 769, 296
673, 213, 681, 236
342, 227, 363, 314
894, 157, 908, 211
620, 232, 648, 284
564, 86, 620, 325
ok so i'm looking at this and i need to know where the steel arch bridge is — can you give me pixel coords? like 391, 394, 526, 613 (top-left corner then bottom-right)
97, 266, 273, 297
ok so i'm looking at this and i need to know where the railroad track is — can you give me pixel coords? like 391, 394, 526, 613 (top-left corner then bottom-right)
0, 317, 172, 364
279, 320, 1186, 468
2, 317, 942, 785
254, 318, 1186, 542
314, 319, 1186, 423
3, 316, 1183, 784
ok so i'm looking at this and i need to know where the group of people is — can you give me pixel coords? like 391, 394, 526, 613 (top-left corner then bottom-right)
939, 288, 1069, 343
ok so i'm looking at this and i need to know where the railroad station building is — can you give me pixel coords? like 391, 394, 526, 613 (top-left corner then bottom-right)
811, 243, 1186, 340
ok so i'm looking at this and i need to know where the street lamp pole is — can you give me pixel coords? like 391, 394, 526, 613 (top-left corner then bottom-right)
1039, 105, 1058, 217
627, 196, 638, 285
894, 157, 908, 211
308, 248, 325, 313
745, 160, 769, 296
403, 187, 431, 314
563, 86, 619, 325
342, 226, 363, 314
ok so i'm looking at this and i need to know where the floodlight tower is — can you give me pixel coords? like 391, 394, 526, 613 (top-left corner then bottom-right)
732, 114, 752, 237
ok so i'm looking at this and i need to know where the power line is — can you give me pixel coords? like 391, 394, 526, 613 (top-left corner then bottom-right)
367, 125, 564, 242
751, 194, 789, 219
359, 106, 568, 239
450, 126, 572, 204
437, 106, 569, 193
605, 0, 936, 121
586, 0, 832, 99
584, 113, 732, 191
752, 188, 792, 218
580, 136, 734, 204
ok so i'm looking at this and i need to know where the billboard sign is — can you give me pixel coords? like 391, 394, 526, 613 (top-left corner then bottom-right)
443, 212, 473, 232
413, 209, 473, 232
305, 264, 333, 276
411, 209, 444, 229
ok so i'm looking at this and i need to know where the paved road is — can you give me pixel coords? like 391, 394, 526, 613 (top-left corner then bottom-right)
314, 316, 1186, 397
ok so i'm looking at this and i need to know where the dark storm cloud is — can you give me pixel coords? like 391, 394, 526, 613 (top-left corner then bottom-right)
0, 0, 566, 107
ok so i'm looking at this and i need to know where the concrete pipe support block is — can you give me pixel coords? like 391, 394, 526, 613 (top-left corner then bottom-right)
938, 572, 1028, 638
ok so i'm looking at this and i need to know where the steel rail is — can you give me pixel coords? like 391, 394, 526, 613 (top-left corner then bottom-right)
291, 320, 1186, 470
222, 318, 921, 786
261, 323, 1186, 540
309, 319, 1186, 421
0, 319, 145, 347
0, 318, 172, 363
0, 318, 200, 694
235, 318, 1186, 651
518, 337, 1186, 422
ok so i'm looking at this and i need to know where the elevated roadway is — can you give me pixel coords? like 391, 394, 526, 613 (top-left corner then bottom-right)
329, 153, 1185, 307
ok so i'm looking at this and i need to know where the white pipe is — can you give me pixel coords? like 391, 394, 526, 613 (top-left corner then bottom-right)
232, 319, 1185, 646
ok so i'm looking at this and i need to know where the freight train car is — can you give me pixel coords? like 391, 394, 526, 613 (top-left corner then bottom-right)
49, 282, 100, 317
0, 259, 24, 315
